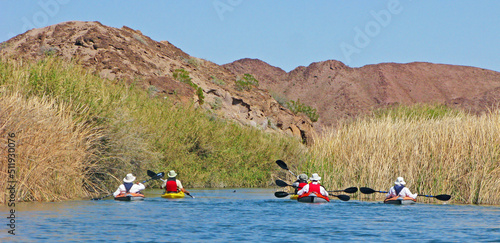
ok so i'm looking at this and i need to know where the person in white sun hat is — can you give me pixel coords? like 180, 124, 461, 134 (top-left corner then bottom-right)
297, 173, 328, 197
160, 170, 190, 195
386, 177, 417, 199
113, 173, 146, 197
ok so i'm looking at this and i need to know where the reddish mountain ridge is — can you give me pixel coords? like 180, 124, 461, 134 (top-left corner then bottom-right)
0, 21, 314, 143
224, 58, 500, 131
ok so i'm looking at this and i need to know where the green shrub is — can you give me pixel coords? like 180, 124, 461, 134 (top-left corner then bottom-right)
173, 69, 204, 105
235, 73, 259, 91
286, 99, 319, 122
173, 69, 193, 86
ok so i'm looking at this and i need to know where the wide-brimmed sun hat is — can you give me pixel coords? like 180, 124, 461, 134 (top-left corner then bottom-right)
123, 173, 136, 183
309, 173, 321, 181
395, 177, 406, 186
167, 170, 177, 178
298, 174, 308, 180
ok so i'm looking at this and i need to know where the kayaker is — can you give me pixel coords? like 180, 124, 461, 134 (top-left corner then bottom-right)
292, 173, 309, 194
386, 177, 418, 199
161, 170, 190, 194
297, 173, 328, 197
112, 173, 146, 197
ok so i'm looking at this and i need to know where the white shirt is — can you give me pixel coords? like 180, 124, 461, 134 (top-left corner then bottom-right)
160, 178, 183, 189
113, 183, 146, 197
297, 182, 329, 197
386, 186, 417, 199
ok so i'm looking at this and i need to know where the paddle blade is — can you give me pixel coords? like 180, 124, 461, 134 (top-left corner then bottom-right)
333, 194, 350, 201
360, 187, 376, 194
147, 170, 157, 177
344, 187, 358, 193
153, 172, 165, 179
275, 179, 291, 187
274, 191, 290, 198
435, 194, 451, 201
275, 160, 289, 170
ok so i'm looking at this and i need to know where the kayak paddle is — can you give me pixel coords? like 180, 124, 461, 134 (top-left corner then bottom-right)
328, 187, 358, 194
91, 170, 164, 200
417, 194, 451, 201
274, 191, 290, 198
274, 191, 350, 201
275, 160, 297, 177
275, 179, 295, 187
361, 187, 451, 201
331, 194, 351, 201
142, 170, 165, 183
360, 187, 387, 194
277, 179, 357, 195
91, 193, 114, 201
185, 191, 195, 198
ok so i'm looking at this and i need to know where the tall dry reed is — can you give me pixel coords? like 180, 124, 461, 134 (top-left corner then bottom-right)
0, 93, 102, 202
304, 108, 500, 205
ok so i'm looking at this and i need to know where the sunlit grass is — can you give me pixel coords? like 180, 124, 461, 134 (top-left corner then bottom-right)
303, 106, 500, 205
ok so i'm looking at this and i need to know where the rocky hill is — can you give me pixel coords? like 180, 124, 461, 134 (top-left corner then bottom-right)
225, 58, 500, 131
3, 21, 500, 139
0, 21, 314, 143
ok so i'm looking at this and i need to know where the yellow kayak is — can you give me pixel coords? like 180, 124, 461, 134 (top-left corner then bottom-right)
290, 194, 298, 200
161, 191, 185, 199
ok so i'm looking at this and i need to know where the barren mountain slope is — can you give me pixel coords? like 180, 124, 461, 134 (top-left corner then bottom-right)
0, 21, 314, 143
225, 59, 500, 130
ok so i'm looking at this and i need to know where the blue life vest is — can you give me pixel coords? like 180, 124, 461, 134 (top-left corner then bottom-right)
394, 185, 405, 196
124, 182, 133, 193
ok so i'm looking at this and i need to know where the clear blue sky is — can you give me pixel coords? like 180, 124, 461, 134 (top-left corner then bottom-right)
1, 1, 499, 72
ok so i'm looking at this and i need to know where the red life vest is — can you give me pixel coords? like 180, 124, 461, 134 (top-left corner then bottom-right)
166, 178, 178, 193
298, 182, 308, 191
308, 183, 321, 194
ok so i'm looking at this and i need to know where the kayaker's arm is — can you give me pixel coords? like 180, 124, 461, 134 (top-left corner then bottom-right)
297, 184, 309, 195
159, 178, 166, 189
135, 183, 146, 190
113, 185, 123, 197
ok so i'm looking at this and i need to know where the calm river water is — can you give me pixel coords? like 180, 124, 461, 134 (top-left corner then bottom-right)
1, 188, 499, 242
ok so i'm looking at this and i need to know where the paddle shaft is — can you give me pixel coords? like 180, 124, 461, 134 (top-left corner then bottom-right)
361, 187, 451, 201
92, 193, 113, 200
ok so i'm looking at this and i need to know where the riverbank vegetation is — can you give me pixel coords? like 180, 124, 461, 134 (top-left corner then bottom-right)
1, 57, 498, 205
303, 105, 500, 205
0, 57, 306, 203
